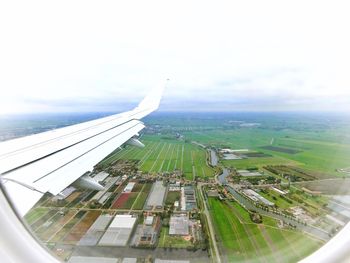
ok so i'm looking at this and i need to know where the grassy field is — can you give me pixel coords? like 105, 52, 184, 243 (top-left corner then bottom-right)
222, 156, 301, 170
208, 197, 323, 263
131, 183, 153, 210
187, 128, 350, 176
166, 112, 350, 176
24, 207, 50, 225
100, 135, 215, 180
165, 191, 181, 206
158, 226, 193, 248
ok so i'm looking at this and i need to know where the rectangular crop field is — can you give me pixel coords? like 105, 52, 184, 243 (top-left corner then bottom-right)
63, 211, 101, 245
99, 135, 214, 181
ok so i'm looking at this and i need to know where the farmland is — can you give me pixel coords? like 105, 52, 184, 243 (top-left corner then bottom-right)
12, 111, 350, 262
208, 197, 323, 263
100, 135, 215, 180
145, 112, 350, 176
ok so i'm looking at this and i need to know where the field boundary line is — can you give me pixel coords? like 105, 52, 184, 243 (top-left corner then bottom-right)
167, 143, 176, 171
139, 141, 161, 168
158, 143, 172, 172
149, 142, 167, 172
46, 210, 79, 242
130, 184, 146, 211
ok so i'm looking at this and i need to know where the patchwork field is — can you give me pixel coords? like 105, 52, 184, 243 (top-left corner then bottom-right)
63, 211, 101, 244
110, 181, 153, 210
208, 197, 323, 263
50, 211, 87, 242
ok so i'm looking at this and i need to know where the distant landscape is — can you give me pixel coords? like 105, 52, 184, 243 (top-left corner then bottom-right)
2, 111, 350, 262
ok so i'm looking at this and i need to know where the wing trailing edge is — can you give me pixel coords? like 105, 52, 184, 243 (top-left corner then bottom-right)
0, 85, 164, 216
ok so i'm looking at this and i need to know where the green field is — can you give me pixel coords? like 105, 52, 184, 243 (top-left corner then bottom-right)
158, 226, 193, 248
162, 113, 350, 176
100, 135, 215, 180
165, 191, 181, 206
191, 128, 350, 176
24, 207, 50, 224
131, 183, 153, 210
208, 197, 323, 263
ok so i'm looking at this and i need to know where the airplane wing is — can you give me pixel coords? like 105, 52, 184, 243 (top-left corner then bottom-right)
0, 85, 163, 216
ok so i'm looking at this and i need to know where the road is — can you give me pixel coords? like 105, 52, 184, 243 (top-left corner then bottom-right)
226, 185, 330, 241
63, 244, 210, 262
212, 150, 330, 242
197, 183, 222, 263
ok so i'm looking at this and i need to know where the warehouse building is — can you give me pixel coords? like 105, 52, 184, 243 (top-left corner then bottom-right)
78, 214, 113, 246
242, 189, 274, 206
99, 215, 137, 246
145, 181, 166, 209
92, 171, 110, 182
169, 214, 189, 236
131, 215, 161, 247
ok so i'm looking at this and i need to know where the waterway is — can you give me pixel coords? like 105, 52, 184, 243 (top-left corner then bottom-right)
209, 149, 218, 166
218, 168, 229, 185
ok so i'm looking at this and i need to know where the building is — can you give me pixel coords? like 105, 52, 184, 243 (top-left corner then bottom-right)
131, 215, 161, 247
145, 181, 166, 209
78, 214, 113, 246
169, 181, 181, 191
56, 186, 76, 200
99, 215, 137, 246
92, 171, 109, 182
144, 215, 154, 225
169, 214, 189, 236
271, 187, 286, 195
237, 170, 263, 177
181, 185, 197, 211
242, 189, 274, 206
123, 182, 136, 193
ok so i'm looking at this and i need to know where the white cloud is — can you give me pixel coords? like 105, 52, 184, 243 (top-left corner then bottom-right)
0, 0, 350, 113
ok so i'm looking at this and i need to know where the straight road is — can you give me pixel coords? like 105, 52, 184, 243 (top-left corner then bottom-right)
197, 183, 222, 263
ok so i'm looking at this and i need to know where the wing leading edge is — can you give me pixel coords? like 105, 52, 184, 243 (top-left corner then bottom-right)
0, 85, 163, 216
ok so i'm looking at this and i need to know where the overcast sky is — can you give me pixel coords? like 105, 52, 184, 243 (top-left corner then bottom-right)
0, 1, 350, 114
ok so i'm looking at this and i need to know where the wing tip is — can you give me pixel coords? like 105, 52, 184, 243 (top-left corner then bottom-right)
135, 80, 167, 114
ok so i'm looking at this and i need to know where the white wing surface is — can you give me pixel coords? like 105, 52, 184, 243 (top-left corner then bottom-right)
0, 85, 163, 216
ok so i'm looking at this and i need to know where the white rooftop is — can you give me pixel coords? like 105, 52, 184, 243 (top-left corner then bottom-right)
145, 216, 154, 225
110, 215, 137, 229
93, 171, 109, 182
123, 182, 135, 193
